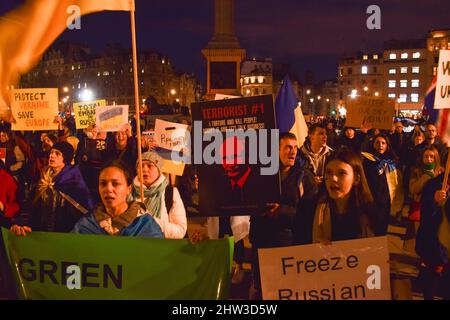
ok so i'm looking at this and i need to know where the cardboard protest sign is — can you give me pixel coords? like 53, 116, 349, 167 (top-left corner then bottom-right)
9, 88, 58, 131
346, 97, 395, 130
435, 50, 450, 109
258, 236, 391, 300
96, 105, 129, 132
73, 99, 106, 129
0, 148, 6, 164
154, 119, 189, 176
191, 95, 280, 217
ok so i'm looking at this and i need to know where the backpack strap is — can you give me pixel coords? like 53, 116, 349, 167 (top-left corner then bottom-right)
164, 184, 174, 213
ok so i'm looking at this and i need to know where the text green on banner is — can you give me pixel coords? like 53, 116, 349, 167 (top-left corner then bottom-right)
1, 228, 233, 300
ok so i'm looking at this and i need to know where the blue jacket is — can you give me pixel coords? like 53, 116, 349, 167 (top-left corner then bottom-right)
416, 174, 449, 266
72, 213, 164, 238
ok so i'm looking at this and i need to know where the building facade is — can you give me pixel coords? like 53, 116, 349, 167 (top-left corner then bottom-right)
20, 42, 201, 112
337, 29, 450, 116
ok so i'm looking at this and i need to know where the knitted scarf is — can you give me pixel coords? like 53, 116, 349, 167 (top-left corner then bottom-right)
133, 175, 168, 219
93, 201, 145, 235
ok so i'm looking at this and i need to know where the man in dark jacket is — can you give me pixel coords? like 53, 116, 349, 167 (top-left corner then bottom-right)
249, 132, 318, 299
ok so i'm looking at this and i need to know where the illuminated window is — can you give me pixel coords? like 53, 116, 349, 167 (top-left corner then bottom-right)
245, 77, 249, 84
71, 65, 75, 71
399, 94, 407, 102
373, 54, 379, 60
97, 72, 100, 77
411, 93, 419, 102
103, 71, 109, 76
361, 66, 368, 74
363, 55, 368, 60
433, 66, 438, 76
412, 66, 420, 74
388, 93, 396, 99
389, 69, 396, 74
389, 53, 397, 60
400, 67, 408, 74
412, 52, 421, 59
142, 69, 145, 73
389, 80, 396, 88
401, 53, 408, 59
258, 76, 264, 84
400, 80, 408, 88
411, 79, 419, 88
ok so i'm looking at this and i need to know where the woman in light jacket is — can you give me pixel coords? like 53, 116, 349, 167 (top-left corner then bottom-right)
130, 151, 187, 239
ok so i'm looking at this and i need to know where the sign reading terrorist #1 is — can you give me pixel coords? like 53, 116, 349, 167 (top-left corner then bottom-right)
96, 105, 129, 132
9, 88, 59, 131
258, 236, 391, 300
191, 95, 281, 217
74, 99, 106, 129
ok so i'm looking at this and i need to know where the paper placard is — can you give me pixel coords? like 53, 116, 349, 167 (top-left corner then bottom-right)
9, 88, 58, 131
74, 99, 106, 129
435, 50, 450, 109
96, 105, 129, 132
346, 97, 395, 130
259, 236, 391, 300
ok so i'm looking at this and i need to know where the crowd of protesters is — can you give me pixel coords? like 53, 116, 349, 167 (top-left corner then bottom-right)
0, 113, 450, 300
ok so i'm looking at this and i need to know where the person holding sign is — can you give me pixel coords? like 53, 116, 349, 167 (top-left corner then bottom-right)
362, 134, 404, 235
415, 171, 450, 300
107, 125, 138, 176
72, 160, 164, 238
295, 149, 378, 245
10, 142, 93, 235
129, 152, 187, 239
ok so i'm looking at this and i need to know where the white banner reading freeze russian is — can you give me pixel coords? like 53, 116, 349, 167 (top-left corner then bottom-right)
258, 236, 391, 300
435, 50, 450, 109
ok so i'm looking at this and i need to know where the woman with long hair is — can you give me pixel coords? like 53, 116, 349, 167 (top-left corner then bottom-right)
362, 133, 404, 235
409, 147, 444, 230
296, 149, 378, 244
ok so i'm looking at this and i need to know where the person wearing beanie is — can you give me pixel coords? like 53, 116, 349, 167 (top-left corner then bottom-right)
10, 141, 94, 234
129, 151, 187, 239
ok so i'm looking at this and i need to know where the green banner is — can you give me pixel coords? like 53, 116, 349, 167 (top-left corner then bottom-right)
1, 228, 234, 300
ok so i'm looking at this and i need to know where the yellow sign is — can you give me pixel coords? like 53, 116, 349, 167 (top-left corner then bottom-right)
96, 105, 129, 132
9, 88, 58, 131
73, 99, 106, 129
346, 97, 395, 130
258, 237, 391, 300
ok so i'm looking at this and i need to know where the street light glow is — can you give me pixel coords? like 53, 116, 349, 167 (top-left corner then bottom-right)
79, 89, 94, 102
63, 87, 69, 93
170, 89, 176, 95
306, 89, 311, 95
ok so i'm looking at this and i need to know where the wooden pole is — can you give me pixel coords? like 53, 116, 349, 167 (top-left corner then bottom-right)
130, 5, 144, 203
442, 148, 450, 192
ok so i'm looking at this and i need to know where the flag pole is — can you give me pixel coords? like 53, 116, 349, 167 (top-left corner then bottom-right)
130, 2, 144, 203
442, 148, 450, 192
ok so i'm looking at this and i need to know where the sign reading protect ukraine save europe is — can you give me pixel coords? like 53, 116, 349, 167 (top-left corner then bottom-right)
1, 228, 233, 300
9, 88, 59, 131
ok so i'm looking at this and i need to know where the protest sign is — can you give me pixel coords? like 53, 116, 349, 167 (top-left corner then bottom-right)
435, 50, 450, 109
191, 95, 280, 216
9, 88, 58, 131
346, 97, 395, 130
73, 99, 106, 129
1, 228, 233, 300
96, 105, 129, 132
258, 236, 391, 300
0, 147, 5, 164
154, 119, 190, 176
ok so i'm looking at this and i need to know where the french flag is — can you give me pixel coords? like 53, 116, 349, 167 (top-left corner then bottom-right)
275, 75, 308, 147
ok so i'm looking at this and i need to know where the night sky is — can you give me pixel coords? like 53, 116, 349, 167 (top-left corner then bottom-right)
1, 0, 450, 86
